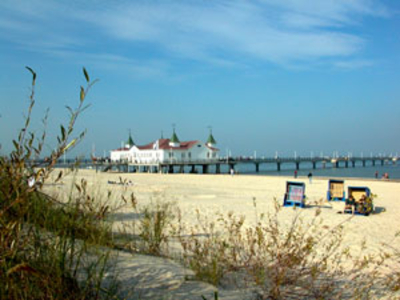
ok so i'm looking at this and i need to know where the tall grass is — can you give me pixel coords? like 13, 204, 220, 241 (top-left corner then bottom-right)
118, 193, 177, 256
0, 67, 117, 299
177, 198, 390, 299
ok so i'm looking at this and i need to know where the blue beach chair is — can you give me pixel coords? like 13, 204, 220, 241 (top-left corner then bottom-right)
344, 186, 373, 216
283, 181, 306, 208
327, 179, 346, 201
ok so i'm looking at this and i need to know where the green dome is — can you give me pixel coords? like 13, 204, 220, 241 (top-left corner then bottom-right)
170, 129, 180, 143
126, 132, 135, 147
207, 134, 216, 145
207, 129, 217, 145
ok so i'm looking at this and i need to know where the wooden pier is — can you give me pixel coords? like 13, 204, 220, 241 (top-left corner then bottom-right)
90, 155, 398, 174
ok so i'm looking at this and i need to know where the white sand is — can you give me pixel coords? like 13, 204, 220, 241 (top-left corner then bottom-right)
46, 169, 400, 256
43, 169, 400, 299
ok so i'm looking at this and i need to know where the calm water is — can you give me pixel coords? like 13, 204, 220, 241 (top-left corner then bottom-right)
222, 161, 400, 179
67, 159, 400, 180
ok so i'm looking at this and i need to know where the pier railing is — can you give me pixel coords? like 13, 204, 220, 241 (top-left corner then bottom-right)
30, 155, 398, 174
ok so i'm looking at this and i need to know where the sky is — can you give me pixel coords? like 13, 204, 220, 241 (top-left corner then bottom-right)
0, 0, 399, 158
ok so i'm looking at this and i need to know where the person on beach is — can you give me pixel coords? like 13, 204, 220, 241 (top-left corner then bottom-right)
375, 171, 379, 179
344, 195, 356, 214
230, 168, 234, 176
307, 172, 313, 183
294, 170, 298, 178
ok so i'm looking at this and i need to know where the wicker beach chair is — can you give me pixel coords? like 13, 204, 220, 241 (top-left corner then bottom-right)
283, 181, 306, 208
344, 186, 373, 216
327, 179, 346, 201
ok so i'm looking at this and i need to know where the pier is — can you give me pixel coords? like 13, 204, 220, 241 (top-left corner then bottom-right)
87, 155, 398, 174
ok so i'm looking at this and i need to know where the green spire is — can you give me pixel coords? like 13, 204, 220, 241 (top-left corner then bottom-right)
126, 130, 135, 147
170, 128, 180, 143
207, 129, 217, 145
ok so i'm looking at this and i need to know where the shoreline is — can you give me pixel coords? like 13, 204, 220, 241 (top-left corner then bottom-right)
99, 170, 400, 183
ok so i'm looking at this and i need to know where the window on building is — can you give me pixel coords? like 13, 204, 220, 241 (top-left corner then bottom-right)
182, 153, 185, 159
188, 152, 191, 158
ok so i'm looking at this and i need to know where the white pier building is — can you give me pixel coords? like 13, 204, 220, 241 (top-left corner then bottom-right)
110, 129, 219, 164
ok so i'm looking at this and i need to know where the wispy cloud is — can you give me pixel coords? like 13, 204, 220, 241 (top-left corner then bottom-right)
333, 59, 375, 69
0, 0, 390, 72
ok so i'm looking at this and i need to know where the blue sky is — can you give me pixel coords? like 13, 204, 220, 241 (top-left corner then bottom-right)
0, 0, 399, 158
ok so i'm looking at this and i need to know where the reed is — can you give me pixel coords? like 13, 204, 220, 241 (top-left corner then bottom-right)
0, 68, 117, 300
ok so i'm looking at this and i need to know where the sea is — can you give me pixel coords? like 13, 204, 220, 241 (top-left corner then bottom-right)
69, 159, 400, 180
217, 161, 400, 180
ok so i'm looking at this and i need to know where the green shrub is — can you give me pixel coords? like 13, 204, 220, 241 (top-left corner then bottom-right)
0, 67, 117, 299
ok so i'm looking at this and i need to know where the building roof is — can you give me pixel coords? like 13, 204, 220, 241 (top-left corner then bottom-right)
206, 145, 219, 151
126, 132, 135, 147
112, 147, 130, 152
137, 139, 198, 150
112, 139, 219, 152
207, 133, 217, 145
170, 130, 180, 143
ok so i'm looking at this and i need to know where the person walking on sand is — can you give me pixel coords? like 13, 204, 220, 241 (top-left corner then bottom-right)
375, 171, 379, 179
308, 172, 313, 184
294, 170, 298, 178
230, 168, 234, 176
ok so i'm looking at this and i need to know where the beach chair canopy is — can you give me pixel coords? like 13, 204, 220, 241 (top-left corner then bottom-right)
348, 186, 371, 202
286, 181, 306, 203
329, 179, 345, 199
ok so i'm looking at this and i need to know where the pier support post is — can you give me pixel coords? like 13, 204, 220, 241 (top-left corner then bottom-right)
345, 161, 349, 168
322, 162, 326, 169
216, 164, 221, 174
362, 160, 366, 167
255, 163, 260, 173
352, 161, 356, 168
277, 162, 281, 172
295, 162, 300, 170
381, 160, 384, 166
168, 165, 174, 174
179, 165, 184, 173
312, 161, 316, 169
372, 160, 376, 166
202, 165, 209, 174
190, 165, 196, 173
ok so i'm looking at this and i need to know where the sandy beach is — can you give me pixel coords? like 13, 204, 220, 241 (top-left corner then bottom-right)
46, 169, 400, 256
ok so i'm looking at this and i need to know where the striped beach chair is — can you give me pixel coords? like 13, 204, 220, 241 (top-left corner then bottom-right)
283, 181, 306, 208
